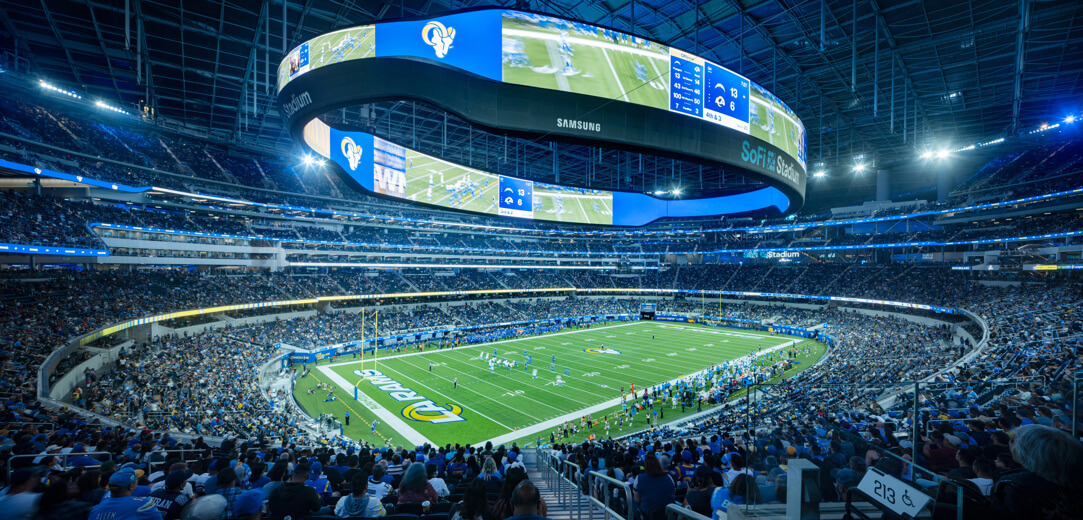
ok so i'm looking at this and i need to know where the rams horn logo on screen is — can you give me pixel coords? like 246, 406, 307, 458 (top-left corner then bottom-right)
584, 347, 623, 355
422, 21, 455, 58
354, 369, 465, 424
340, 137, 363, 171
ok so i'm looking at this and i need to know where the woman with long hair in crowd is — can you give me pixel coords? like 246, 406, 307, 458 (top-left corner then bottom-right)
479, 457, 502, 489
397, 460, 440, 505
451, 478, 492, 520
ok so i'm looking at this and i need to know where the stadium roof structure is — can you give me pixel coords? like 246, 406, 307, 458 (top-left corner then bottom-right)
0, 0, 1080, 209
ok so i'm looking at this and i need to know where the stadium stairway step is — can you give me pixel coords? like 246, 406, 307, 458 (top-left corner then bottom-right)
524, 451, 602, 520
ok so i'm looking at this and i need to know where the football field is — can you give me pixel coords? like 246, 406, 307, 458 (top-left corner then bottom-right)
503, 14, 670, 110
750, 87, 806, 167
402, 152, 500, 215
293, 320, 824, 447
533, 185, 612, 225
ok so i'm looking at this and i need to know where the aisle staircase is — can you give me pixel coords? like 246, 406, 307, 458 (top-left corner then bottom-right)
524, 450, 592, 520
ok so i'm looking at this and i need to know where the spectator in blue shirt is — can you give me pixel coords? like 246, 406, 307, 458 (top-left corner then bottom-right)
89, 468, 162, 520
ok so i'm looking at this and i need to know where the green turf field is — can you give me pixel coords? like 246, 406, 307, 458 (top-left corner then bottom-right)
532, 185, 612, 225
279, 26, 376, 91
502, 13, 670, 110
750, 86, 806, 168
292, 320, 824, 448
402, 152, 500, 215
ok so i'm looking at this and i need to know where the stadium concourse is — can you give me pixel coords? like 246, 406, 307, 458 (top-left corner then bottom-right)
0, 3, 1081, 520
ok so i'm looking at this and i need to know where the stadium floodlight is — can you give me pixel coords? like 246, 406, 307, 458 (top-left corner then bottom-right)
39, 80, 82, 99
920, 151, 933, 160
94, 100, 131, 115
813, 170, 826, 178
301, 155, 315, 166
317, 159, 327, 167
672, 187, 682, 196
936, 149, 950, 159
852, 163, 866, 173
1066, 115, 1077, 124
653, 190, 665, 195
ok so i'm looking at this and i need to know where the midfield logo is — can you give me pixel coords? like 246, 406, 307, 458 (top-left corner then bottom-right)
584, 347, 622, 355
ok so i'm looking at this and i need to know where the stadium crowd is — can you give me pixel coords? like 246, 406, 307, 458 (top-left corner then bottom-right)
0, 93, 1082, 520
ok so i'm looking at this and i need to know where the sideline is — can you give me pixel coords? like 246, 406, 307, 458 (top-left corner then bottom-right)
325, 321, 641, 368
316, 365, 433, 446
482, 338, 800, 446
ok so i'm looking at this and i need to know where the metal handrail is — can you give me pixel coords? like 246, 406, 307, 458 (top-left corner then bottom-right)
587, 470, 634, 520
664, 503, 711, 520
6, 450, 114, 481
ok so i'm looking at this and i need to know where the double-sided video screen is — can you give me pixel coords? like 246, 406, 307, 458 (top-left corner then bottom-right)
279, 9, 806, 171
339, 129, 614, 225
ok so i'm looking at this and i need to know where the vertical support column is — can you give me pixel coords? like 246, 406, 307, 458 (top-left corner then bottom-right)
912, 381, 920, 479
876, 169, 889, 201
937, 163, 952, 203
786, 459, 821, 519
851, 0, 857, 92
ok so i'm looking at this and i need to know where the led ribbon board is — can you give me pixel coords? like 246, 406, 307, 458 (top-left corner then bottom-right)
278, 8, 806, 224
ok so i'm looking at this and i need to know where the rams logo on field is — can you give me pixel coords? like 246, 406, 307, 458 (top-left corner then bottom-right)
584, 347, 623, 355
341, 137, 363, 171
354, 369, 465, 424
403, 401, 465, 424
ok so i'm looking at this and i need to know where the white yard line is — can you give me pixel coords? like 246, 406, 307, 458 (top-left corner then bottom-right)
506, 28, 669, 60
544, 40, 572, 92
325, 321, 640, 368
602, 48, 630, 102
374, 361, 519, 430
316, 364, 434, 446
483, 338, 800, 446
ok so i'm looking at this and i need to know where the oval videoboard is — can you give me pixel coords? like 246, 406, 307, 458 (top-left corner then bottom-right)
278, 8, 807, 224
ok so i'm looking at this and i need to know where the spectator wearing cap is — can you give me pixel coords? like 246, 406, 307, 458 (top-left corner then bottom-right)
0, 467, 43, 520
502, 450, 525, 475
69, 445, 100, 467
88, 468, 162, 520
304, 461, 332, 502
267, 464, 320, 520
834, 468, 862, 502
233, 489, 265, 520
150, 463, 194, 497
675, 450, 698, 486
148, 470, 192, 520
198, 459, 226, 496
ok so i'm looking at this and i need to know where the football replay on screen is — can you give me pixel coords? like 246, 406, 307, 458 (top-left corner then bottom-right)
277, 8, 807, 225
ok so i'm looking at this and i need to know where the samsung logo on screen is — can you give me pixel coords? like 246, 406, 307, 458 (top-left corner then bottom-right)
281, 91, 313, 119
557, 118, 601, 132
